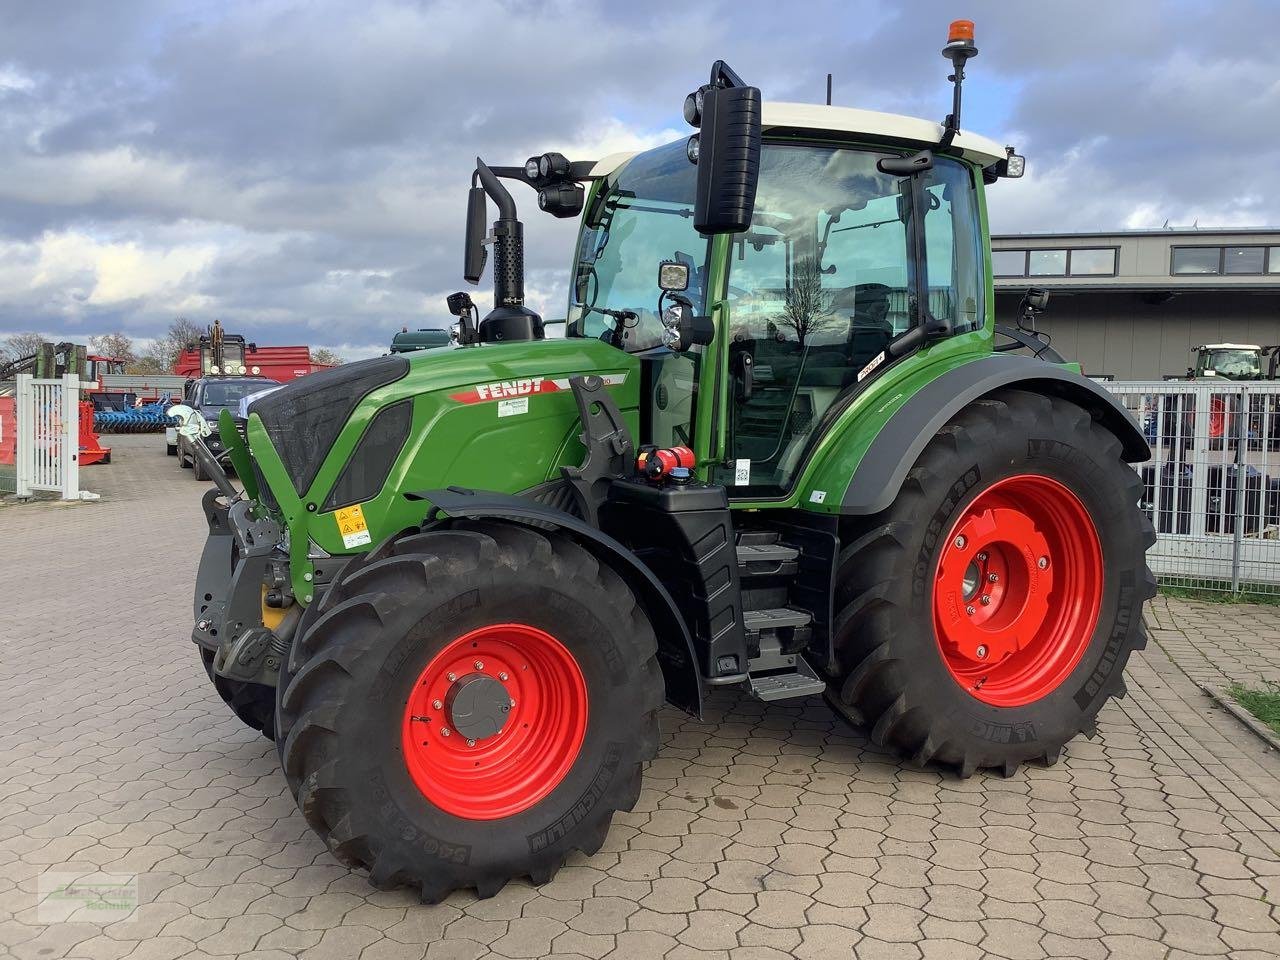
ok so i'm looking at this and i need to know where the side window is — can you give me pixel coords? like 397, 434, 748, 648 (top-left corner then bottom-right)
923, 160, 984, 335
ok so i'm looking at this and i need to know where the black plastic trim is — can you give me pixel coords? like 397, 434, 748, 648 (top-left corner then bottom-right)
841, 354, 1151, 516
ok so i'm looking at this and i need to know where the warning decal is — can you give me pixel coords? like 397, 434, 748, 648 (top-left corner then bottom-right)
335, 503, 372, 549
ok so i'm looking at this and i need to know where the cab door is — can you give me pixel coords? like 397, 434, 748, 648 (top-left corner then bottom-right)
716, 142, 984, 498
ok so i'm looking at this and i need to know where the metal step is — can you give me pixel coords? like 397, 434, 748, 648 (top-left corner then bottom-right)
749, 654, 827, 701
742, 605, 812, 635
736, 542, 800, 576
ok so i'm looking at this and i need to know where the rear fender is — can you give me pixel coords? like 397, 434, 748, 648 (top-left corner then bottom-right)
408, 486, 703, 715
841, 355, 1151, 515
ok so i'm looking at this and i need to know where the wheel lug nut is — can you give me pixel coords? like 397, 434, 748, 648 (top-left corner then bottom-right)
965, 605, 976, 615
976, 645, 988, 660
466, 738, 476, 747
498, 672, 509, 681
432, 699, 442, 710
441, 727, 451, 737
954, 535, 966, 549
980, 595, 991, 606
975, 551, 987, 562
987, 573, 999, 583
1037, 556, 1049, 570
474, 660, 484, 671
509, 698, 517, 707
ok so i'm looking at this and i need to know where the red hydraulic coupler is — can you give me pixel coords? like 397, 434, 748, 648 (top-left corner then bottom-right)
636, 444, 696, 482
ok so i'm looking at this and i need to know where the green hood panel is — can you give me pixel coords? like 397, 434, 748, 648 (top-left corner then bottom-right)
246, 338, 639, 589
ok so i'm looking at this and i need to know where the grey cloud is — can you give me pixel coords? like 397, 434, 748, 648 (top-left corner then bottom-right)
1, 0, 1277, 352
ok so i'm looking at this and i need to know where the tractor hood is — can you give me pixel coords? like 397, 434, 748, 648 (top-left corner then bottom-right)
242, 337, 639, 572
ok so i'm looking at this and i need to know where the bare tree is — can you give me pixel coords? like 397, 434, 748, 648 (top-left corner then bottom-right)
773, 256, 836, 348
141, 317, 206, 372
310, 348, 345, 367
2, 331, 49, 363
89, 332, 137, 363
127, 355, 166, 375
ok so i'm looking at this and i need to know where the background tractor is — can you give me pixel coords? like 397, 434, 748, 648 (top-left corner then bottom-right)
182, 21, 1154, 902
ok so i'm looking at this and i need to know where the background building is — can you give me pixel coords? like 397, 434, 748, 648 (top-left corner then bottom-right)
992, 229, 1280, 379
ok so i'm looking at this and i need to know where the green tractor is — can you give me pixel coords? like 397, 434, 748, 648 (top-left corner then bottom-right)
185, 21, 1154, 901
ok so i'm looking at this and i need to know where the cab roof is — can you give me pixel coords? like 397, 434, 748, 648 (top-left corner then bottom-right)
762, 102, 1007, 165
590, 100, 1009, 178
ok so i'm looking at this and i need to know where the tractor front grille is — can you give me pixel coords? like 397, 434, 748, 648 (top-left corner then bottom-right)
248, 355, 409, 497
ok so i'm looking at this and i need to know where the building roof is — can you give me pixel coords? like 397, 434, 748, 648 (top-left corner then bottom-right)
994, 227, 1280, 241
590, 102, 1009, 178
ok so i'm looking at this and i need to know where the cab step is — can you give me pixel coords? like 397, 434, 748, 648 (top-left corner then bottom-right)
743, 605, 811, 636
736, 542, 800, 577
748, 654, 827, 701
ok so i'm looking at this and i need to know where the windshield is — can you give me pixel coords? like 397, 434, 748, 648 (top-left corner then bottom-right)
567, 140, 710, 352
1203, 350, 1261, 378
201, 379, 278, 407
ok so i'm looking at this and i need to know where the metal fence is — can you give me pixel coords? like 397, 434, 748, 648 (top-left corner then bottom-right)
1101, 379, 1280, 596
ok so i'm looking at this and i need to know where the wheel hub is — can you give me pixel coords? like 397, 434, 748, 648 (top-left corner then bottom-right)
401, 623, 588, 820
932, 474, 1103, 707
445, 674, 512, 741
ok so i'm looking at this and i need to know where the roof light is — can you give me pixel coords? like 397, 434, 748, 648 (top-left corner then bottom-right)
947, 19, 975, 44
210, 364, 220, 375
251, 365, 260, 375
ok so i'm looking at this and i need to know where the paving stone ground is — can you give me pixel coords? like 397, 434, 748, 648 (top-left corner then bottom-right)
2, 434, 1279, 960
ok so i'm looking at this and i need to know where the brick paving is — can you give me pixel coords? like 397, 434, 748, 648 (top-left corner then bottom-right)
1146, 593, 1280, 689
2, 433, 1279, 959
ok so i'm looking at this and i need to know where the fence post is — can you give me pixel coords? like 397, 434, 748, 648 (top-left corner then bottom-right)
15, 373, 32, 498
1231, 386, 1246, 594
61, 373, 79, 500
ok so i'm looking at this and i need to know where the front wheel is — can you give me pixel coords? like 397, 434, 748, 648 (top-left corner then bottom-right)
828, 389, 1156, 777
275, 521, 664, 901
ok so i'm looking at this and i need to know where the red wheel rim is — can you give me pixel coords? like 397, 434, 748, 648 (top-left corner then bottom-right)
401, 623, 588, 820
932, 475, 1103, 707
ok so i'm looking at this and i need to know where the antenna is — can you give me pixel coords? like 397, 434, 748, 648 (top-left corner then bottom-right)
826, 73, 832, 106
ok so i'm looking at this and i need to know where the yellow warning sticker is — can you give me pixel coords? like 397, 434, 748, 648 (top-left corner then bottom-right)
335, 503, 372, 549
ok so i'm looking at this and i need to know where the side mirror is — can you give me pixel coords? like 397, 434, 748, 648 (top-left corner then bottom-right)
463, 183, 488, 284
661, 294, 714, 352
689, 84, 762, 235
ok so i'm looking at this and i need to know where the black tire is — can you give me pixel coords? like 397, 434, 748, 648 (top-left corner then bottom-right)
166, 443, 177, 457
274, 520, 664, 901
828, 389, 1156, 777
179, 442, 192, 469
192, 452, 209, 481
199, 648, 277, 740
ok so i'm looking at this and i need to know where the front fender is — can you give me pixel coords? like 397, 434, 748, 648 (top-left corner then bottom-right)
840, 355, 1150, 516
408, 486, 704, 716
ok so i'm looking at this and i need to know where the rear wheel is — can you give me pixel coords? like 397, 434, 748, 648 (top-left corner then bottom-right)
274, 521, 664, 901
192, 452, 209, 481
828, 390, 1156, 776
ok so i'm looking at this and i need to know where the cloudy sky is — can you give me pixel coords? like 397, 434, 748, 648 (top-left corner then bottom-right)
2, 0, 1277, 359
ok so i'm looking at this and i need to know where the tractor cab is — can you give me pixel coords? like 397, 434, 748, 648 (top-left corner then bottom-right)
560, 106, 1002, 493
1192, 343, 1279, 380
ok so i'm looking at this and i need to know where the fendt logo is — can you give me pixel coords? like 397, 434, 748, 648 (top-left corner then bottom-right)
449, 373, 626, 406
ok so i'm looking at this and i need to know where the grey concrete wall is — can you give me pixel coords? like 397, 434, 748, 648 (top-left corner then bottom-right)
994, 290, 1280, 379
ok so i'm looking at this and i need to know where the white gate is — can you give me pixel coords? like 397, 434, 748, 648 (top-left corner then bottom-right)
14, 373, 98, 501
